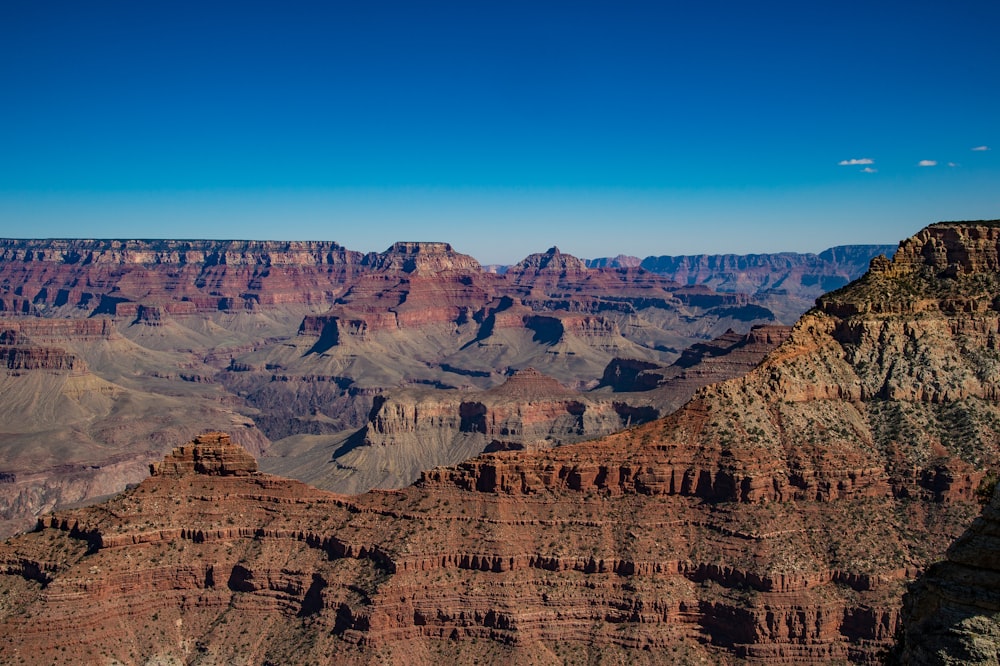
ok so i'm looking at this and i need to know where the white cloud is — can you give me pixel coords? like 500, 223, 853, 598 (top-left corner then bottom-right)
838, 158, 874, 166
917, 160, 937, 167
972, 145, 990, 151
948, 162, 959, 167
860, 167, 877, 173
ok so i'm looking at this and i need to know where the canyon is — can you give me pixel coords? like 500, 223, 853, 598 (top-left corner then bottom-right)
0, 238, 878, 534
0, 221, 996, 663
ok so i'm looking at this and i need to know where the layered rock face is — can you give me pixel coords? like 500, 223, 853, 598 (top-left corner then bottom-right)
361, 241, 483, 273
365, 368, 605, 449
0, 237, 756, 323
0, 318, 114, 374
893, 484, 1000, 665
0, 238, 366, 313
150, 432, 258, 477
0, 222, 997, 664
617, 244, 895, 326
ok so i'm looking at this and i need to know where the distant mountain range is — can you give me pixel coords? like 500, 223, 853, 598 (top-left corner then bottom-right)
587, 244, 898, 296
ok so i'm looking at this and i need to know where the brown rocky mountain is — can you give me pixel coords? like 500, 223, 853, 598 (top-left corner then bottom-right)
0, 220, 997, 664
0, 239, 807, 535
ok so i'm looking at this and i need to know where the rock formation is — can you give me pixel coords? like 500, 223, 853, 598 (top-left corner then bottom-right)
600, 325, 792, 398
891, 482, 1000, 665
0, 221, 997, 664
150, 432, 259, 477
0, 238, 367, 313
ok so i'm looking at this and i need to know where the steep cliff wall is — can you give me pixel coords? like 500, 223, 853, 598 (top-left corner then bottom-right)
0, 239, 367, 313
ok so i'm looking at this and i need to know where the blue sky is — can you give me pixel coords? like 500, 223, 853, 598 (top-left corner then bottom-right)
1, 1, 997, 264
